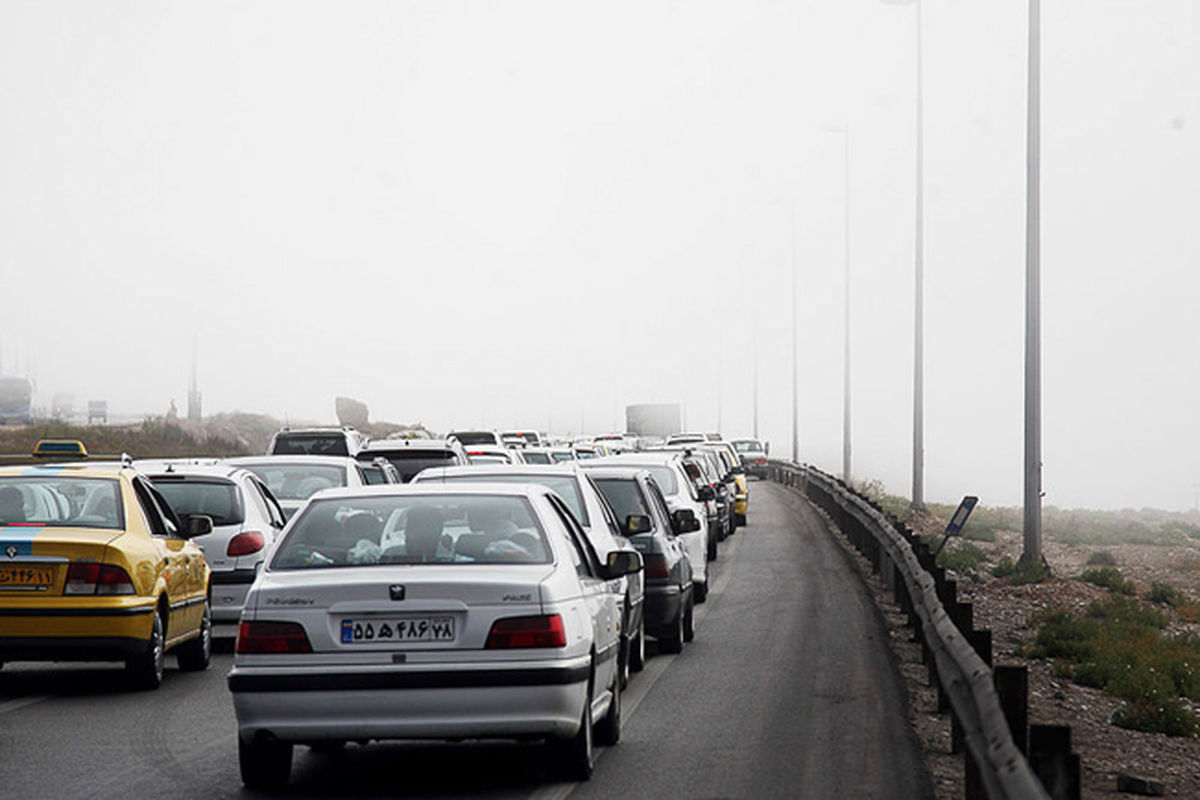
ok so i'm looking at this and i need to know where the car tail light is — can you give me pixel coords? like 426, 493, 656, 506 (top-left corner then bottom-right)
236, 621, 313, 654
64, 563, 134, 595
485, 614, 566, 649
227, 531, 265, 557
643, 553, 670, 580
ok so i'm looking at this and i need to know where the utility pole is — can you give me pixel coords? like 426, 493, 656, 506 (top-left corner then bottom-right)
912, 0, 926, 510
752, 323, 759, 439
1021, 0, 1044, 568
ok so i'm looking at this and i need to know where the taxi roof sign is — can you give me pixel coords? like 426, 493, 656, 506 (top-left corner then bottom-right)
33, 439, 89, 458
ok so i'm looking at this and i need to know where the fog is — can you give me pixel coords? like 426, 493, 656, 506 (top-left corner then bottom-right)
1, 1, 1197, 511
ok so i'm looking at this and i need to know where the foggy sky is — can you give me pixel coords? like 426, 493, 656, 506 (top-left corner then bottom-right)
1, 1, 1197, 511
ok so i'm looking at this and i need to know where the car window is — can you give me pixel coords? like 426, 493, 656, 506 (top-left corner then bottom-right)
0, 476, 124, 530
271, 434, 350, 456
133, 477, 176, 536
644, 478, 674, 531
546, 494, 598, 579
426, 473, 589, 527
273, 494, 550, 568
592, 477, 654, 531
151, 479, 244, 526
253, 479, 287, 528
237, 463, 347, 500
360, 451, 460, 482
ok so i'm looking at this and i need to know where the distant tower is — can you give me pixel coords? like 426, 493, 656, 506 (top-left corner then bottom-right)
187, 337, 202, 422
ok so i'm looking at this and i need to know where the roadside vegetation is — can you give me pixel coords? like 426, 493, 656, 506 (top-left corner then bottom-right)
1026, 596, 1200, 737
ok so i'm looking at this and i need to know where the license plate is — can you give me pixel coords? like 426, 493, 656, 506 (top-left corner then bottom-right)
340, 616, 455, 644
0, 566, 53, 589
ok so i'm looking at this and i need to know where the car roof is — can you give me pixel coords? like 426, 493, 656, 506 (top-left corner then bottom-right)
225, 455, 357, 467
360, 438, 458, 453
137, 462, 247, 480
575, 466, 652, 481
307, 481, 553, 502
583, 452, 681, 466
417, 464, 580, 480
0, 462, 136, 479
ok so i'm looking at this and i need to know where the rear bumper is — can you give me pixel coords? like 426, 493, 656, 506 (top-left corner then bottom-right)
229, 657, 590, 743
0, 602, 156, 646
642, 583, 683, 638
0, 635, 147, 661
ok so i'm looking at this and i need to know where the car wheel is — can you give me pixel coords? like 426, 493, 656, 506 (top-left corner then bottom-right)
176, 598, 212, 672
735, 513, 747, 527
126, 610, 165, 690
706, 534, 718, 562
693, 580, 708, 604
595, 660, 621, 746
549, 669, 595, 781
239, 736, 293, 789
659, 602, 684, 655
629, 617, 646, 673
683, 595, 695, 643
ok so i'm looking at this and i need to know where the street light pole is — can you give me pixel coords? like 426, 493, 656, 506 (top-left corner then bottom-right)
841, 126, 852, 485
791, 210, 800, 464
912, 0, 926, 510
752, 322, 759, 439
1021, 0, 1044, 568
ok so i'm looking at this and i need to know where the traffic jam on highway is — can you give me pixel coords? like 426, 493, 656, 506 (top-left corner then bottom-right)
0, 427, 772, 788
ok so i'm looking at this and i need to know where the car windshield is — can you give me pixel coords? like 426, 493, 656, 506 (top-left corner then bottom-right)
273, 494, 550, 568
271, 434, 349, 456
237, 463, 346, 500
364, 451, 459, 482
0, 476, 124, 530
592, 478, 653, 529
429, 474, 588, 526
150, 479, 244, 526
733, 440, 764, 453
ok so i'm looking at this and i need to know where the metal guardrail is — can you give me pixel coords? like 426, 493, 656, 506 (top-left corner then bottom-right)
769, 461, 1053, 800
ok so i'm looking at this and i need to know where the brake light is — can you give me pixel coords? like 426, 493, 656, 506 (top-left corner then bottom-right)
64, 563, 135, 595
227, 531, 266, 557
236, 621, 313, 654
485, 614, 566, 649
643, 553, 670, 580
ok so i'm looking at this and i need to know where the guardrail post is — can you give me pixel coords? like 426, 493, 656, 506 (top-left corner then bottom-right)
1029, 725, 1080, 800
995, 665, 1028, 754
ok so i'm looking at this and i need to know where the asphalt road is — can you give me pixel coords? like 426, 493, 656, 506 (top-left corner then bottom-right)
0, 482, 930, 800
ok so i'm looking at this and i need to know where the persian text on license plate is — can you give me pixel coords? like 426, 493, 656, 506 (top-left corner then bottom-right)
0, 566, 53, 588
341, 617, 455, 644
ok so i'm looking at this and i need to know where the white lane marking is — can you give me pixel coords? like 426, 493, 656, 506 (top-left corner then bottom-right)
0, 695, 50, 715
528, 532, 744, 800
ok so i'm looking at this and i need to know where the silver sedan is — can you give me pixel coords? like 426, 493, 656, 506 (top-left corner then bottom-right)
227, 483, 639, 788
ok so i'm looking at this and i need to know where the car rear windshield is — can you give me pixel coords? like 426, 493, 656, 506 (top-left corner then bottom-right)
733, 440, 764, 453
237, 463, 347, 500
273, 494, 551, 568
362, 451, 459, 482
522, 452, 551, 465
592, 478, 653, 530
622, 465, 678, 495
0, 476, 124, 530
150, 479, 244, 526
270, 434, 349, 456
360, 464, 387, 485
428, 474, 588, 526
550, 452, 575, 463
451, 432, 498, 445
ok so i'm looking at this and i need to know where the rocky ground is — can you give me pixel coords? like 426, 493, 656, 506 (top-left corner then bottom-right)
826, 506, 1200, 799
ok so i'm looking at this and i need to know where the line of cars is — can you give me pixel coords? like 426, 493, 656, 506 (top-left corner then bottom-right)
0, 427, 764, 788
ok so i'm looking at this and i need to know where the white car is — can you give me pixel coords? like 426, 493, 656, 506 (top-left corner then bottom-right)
228, 483, 639, 788
582, 452, 712, 601
138, 462, 287, 624
413, 464, 647, 684
224, 455, 372, 520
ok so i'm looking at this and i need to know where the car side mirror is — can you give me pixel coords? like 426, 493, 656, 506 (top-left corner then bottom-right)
731, 465, 744, 475
624, 514, 652, 535
601, 550, 642, 579
183, 514, 213, 538
696, 485, 715, 502
671, 508, 700, 534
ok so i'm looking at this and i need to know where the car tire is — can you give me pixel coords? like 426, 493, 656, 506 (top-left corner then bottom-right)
629, 617, 646, 673
595, 661, 621, 746
126, 610, 165, 690
659, 602, 685, 655
693, 580, 708, 604
176, 598, 212, 672
683, 595, 695, 643
239, 736, 293, 789
706, 534, 717, 562
549, 669, 595, 781
735, 513, 747, 527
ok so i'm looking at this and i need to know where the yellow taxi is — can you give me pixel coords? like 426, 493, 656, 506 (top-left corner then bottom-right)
0, 441, 212, 688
